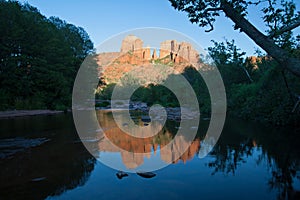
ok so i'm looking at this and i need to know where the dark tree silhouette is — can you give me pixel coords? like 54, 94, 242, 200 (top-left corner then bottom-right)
169, 0, 300, 77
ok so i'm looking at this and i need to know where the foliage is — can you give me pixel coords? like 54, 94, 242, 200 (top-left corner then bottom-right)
96, 66, 211, 115
208, 39, 300, 125
228, 61, 300, 125
169, 0, 299, 41
261, 0, 299, 49
168, 0, 300, 125
208, 39, 245, 66
169, 0, 300, 77
208, 39, 251, 85
96, 83, 116, 100
0, 1, 94, 110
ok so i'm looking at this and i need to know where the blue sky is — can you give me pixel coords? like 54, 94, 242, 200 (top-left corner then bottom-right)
18, 0, 299, 55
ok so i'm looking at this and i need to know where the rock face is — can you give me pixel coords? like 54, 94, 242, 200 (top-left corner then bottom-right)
160, 40, 176, 58
97, 35, 201, 84
160, 40, 199, 63
120, 35, 143, 53
152, 49, 157, 59
142, 46, 151, 60
245, 56, 272, 70
120, 35, 199, 63
120, 35, 153, 60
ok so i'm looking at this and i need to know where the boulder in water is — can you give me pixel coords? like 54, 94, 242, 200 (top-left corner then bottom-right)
136, 172, 156, 178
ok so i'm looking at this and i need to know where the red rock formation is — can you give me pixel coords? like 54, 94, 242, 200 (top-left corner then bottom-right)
142, 47, 151, 60
120, 35, 143, 53
160, 40, 176, 58
159, 40, 199, 63
245, 55, 273, 70
97, 35, 201, 84
97, 52, 121, 67
152, 49, 157, 59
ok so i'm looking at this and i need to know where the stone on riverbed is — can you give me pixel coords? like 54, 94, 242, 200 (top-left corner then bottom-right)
0, 137, 50, 159
136, 172, 156, 178
116, 171, 128, 179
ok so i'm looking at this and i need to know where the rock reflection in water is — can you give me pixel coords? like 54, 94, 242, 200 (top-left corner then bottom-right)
1, 112, 300, 200
96, 110, 202, 169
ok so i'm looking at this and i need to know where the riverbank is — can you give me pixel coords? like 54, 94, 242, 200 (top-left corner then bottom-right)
0, 110, 64, 119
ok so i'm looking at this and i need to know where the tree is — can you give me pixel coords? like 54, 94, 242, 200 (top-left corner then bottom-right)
0, 1, 94, 110
208, 39, 253, 82
169, 0, 300, 77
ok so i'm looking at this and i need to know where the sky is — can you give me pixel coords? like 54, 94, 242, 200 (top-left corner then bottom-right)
18, 0, 300, 56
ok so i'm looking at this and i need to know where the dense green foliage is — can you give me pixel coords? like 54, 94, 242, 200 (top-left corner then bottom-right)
169, 0, 300, 77
0, 1, 93, 110
167, 0, 300, 125
96, 67, 211, 116
208, 39, 300, 126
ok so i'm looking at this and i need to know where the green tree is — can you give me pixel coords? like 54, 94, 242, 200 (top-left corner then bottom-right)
169, 0, 300, 77
208, 39, 252, 84
0, 0, 94, 110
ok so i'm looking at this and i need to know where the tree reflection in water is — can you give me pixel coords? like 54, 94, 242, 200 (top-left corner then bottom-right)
97, 110, 300, 199
1, 112, 299, 200
206, 119, 300, 200
0, 114, 96, 200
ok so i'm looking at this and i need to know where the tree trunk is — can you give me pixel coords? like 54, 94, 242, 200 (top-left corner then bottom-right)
221, 1, 300, 77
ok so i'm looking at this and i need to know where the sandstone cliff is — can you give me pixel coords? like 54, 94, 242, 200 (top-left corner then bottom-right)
120, 35, 143, 53
245, 55, 272, 70
97, 35, 201, 84
160, 40, 199, 64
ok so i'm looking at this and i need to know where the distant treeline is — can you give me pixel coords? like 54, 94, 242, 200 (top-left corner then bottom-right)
0, 0, 94, 110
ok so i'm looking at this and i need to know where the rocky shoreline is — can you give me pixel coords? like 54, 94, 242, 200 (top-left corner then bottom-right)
0, 110, 64, 119
96, 100, 201, 121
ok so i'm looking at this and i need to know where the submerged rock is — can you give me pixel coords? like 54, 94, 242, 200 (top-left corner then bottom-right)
0, 137, 50, 159
116, 171, 128, 179
136, 172, 156, 178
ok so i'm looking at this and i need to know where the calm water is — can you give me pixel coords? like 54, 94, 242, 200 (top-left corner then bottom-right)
0, 110, 300, 200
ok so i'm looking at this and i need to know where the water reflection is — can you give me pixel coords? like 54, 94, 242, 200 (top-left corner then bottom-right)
95, 110, 203, 170
0, 112, 299, 200
208, 120, 300, 200
0, 114, 96, 200
95, 110, 300, 199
